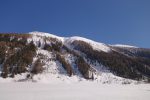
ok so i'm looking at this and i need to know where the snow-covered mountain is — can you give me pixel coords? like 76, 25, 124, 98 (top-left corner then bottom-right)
0, 32, 150, 83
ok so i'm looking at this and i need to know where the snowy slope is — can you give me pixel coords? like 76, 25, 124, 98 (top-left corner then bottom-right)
28, 32, 134, 83
0, 31, 149, 84
64, 36, 111, 52
29, 31, 111, 52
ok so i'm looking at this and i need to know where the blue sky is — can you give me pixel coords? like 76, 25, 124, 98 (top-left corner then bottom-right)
0, 0, 150, 48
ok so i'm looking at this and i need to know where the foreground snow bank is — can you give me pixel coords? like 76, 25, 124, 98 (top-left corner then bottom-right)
0, 82, 149, 100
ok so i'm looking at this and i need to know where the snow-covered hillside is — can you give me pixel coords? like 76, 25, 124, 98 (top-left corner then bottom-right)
29, 31, 111, 52
0, 32, 150, 84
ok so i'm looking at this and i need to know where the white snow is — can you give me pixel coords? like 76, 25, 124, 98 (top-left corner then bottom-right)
36, 49, 67, 75
64, 36, 111, 52
63, 53, 82, 76
28, 31, 111, 52
29, 31, 64, 42
0, 82, 149, 100
112, 44, 138, 48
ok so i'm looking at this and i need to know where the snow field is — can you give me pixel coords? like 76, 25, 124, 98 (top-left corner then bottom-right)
0, 82, 149, 100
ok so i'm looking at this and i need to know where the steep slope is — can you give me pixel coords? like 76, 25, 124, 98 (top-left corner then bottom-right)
0, 32, 149, 83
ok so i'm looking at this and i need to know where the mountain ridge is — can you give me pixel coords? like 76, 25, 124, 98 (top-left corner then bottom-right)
30, 31, 138, 49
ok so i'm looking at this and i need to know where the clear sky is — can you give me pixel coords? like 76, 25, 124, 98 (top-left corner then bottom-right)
0, 0, 150, 48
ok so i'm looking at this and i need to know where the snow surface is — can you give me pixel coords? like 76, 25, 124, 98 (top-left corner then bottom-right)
112, 44, 138, 48
0, 82, 149, 100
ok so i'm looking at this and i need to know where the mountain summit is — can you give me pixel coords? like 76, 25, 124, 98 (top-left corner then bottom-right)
0, 32, 150, 83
